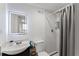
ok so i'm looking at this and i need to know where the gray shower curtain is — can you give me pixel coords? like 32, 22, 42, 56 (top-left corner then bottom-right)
59, 4, 75, 56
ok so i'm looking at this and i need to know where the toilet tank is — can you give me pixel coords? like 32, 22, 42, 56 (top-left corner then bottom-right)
33, 40, 45, 53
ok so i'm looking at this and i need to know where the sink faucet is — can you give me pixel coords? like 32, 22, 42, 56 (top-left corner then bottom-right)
15, 41, 22, 45
9, 40, 22, 45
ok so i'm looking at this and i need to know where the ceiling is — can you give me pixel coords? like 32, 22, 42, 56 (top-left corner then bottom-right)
8, 3, 69, 12
27, 3, 69, 12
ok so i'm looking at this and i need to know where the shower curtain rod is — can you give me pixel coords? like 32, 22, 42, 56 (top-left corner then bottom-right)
52, 3, 73, 14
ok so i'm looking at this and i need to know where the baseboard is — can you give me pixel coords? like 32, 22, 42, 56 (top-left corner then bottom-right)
49, 51, 58, 56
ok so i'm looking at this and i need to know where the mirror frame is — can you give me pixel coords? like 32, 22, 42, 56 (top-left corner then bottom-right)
8, 11, 27, 35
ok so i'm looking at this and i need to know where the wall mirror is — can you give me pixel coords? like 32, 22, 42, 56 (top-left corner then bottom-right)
8, 11, 28, 34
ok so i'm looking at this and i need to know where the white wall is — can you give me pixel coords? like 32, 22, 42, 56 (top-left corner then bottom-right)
44, 12, 57, 54
0, 4, 6, 55
31, 10, 45, 41
0, 4, 6, 46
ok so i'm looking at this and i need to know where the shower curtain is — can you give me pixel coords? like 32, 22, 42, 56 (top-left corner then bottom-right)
59, 4, 75, 56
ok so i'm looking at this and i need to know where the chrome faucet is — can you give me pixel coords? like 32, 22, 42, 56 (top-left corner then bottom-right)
15, 41, 22, 45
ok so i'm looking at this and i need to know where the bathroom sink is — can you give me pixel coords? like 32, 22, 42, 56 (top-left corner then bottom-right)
2, 41, 30, 55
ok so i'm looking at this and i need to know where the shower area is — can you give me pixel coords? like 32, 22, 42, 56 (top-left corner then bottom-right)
45, 4, 75, 56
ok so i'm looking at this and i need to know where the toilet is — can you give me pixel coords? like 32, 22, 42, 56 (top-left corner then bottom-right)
33, 40, 49, 56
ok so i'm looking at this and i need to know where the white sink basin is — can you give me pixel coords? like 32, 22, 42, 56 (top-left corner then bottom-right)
2, 41, 30, 55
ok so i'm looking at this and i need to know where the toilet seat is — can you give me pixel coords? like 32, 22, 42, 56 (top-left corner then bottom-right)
38, 51, 49, 56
